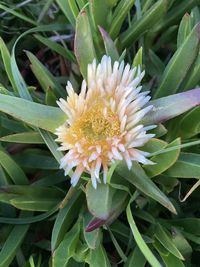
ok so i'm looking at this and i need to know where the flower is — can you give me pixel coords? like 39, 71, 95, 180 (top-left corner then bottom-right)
55, 56, 155, 188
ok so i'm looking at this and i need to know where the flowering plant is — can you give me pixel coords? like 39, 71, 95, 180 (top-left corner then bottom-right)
0, 1, 200, 266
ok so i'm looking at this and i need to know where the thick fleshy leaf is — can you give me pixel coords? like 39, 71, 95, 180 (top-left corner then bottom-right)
165, 152, 200, 179
90, 0, 110, 30
178, 106, 200, 138
109, 0, 135, 39
177, 13, 193, 48
52, 220, 80, 267
182, 52, 200, 91
116, 162, 176, 214
99, 26, 119, 61
161, 254, 185, 267
0, 94, 66, 133
166, 218, 200, 236
154, 22, 200, 98
0, 37, 17, 91
14, 149, 59, 170
83, 213, 102, 249
144, 138, 181, 178
89, 245, 111, 267
155, 0, 198, 33
0, 148, 28, 185
155, 224, 184, 260
132, 47, 143, 70
0, 185, 63, 211
74, 9, 96, 79
55, 0, 76, 27
127, 203, 162, 267
143, 88, 200, 125
0, 132, 44, 144
121, 0, 167, 48
0, 222, 30, 267
51, 191, 84, 251
86, 182, 128, 220
124, 246, 146, 267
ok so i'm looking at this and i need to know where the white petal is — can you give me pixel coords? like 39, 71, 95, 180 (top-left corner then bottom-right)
71, 165, 84, 186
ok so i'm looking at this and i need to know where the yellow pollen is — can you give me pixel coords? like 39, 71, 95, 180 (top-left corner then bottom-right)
65, 101, 120, 145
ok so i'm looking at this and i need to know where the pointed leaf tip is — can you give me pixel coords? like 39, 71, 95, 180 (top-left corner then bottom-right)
85, 218, 106, 232
143, 88, 200, 125
99, 26, 119, 61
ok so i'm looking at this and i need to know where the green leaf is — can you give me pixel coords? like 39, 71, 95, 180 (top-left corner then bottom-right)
132, 47, 143, 70
0, 94, 66, 133
75, 9, 96, 79
89, 245, 111, 267
83, 213, 102, 249
99, 26, 119, 61
171, 228, 192, 258
52, 219, 81, 267
51, 191, 84, 251
165, 152, 200, 179
0, 165, 9, 186
55, 0, 76, 27
144, 138, 181, 177
26, 50, 65, 97
116, 162, 176, 214
182, 52, 200, 91
0, 37, 16, 91
109, 0, 135, 39
154, 22, 200, 98
0, 205, 58, 224
155, 224, 184, 260
68, 0, 80, 19
178, 106, 200, 138
34, 34, 76, 63
147, 49, 165, 78
177, 13, 192, 48
121, 0, 167, 48
86, 182, 128, 220
0, 185, 63, 211
0, 3, 38, 26
124, 246, 146, 267
155, 0, 199, 33
142, 138, 166, 154
14, 150, 59, 170
0, 132, 44, 144
90, 0, 110, 30
150, 123, 167, 138
161, 253, 185, 267
45, 87, 57, 106
0, 148, 28, 185
161, 218, 200, 236
10, 196, 60, 212
126, 202, 162, 267
39, 130, 63, 163
143, 88, 200, 126
0, 223, 29, 267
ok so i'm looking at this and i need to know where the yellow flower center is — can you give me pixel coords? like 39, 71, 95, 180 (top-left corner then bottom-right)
66, 101, 121, 145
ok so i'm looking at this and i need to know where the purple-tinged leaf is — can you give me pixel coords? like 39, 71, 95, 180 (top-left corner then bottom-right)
99, 26, 119, 61
86, 182, 128, 231
143, 88, 200, 125
86, 218, 106, 232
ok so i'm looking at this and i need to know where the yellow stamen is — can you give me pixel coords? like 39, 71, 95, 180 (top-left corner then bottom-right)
65, 100, 120, 146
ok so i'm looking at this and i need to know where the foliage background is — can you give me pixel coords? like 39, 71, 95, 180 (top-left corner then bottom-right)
0, 0, 200, 266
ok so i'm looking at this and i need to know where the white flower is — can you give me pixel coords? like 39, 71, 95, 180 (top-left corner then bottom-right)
55, 55, 155, 188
